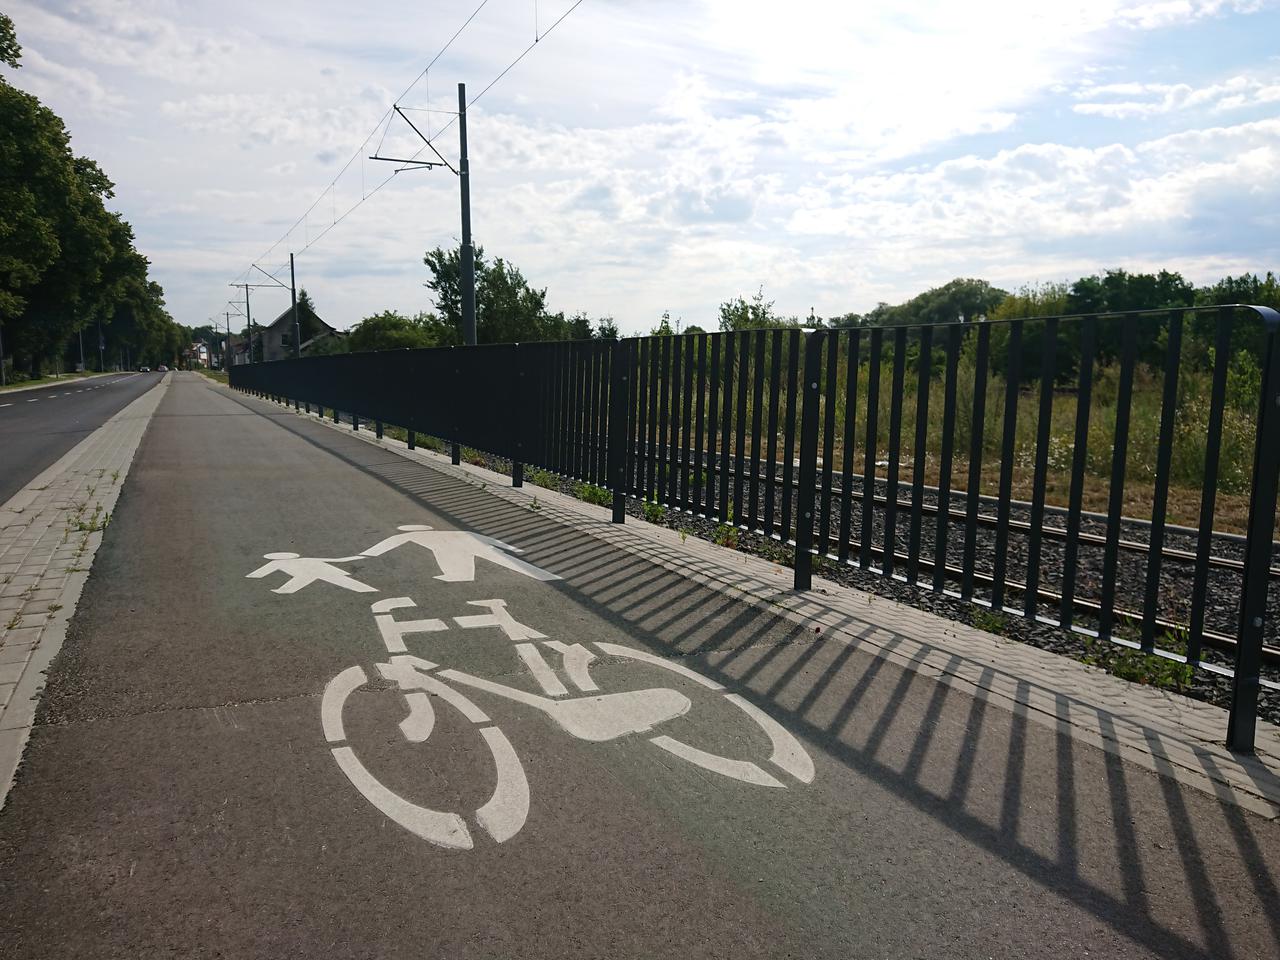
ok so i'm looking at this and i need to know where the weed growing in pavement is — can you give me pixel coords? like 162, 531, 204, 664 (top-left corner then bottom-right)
111, 470, 120, 485
4, 612, 19, 630
679, 527, 690, 543
713, 523, 739, 549
530, 497, 541, 512
72, 504, 108, 533
527, 468, 557, 489
575, 482, 612, 507
971, 608, 1008, 634
1082, 635, 1195, 692
642, 498, 666, 524
47, 603, 62, 614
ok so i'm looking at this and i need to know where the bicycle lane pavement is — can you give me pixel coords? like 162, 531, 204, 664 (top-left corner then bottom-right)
1, 372, 1277, 959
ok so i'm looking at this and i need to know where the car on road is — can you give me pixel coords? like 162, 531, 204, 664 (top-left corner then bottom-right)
157, 365, 168, 372
139, 366, 151, 372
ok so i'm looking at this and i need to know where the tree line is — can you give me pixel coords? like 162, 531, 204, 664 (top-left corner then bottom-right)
0, 15, 187, 380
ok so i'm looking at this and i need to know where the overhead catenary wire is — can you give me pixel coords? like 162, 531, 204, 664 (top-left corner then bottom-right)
223, 0, 588, 312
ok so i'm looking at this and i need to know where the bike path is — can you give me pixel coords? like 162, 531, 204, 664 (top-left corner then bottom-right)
0, 372, 1277, 959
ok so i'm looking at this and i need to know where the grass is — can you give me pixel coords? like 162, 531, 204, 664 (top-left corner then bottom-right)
195, 368, 229, 385
642, 498, 666, 524
0, 370, 108, 393
971, 608, 1008, 634
1082, 633, 1195, 692
574, 482, 613, 507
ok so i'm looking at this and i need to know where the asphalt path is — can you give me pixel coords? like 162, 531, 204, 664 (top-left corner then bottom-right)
0, 372, 1277, 959
0, 373, 159, 505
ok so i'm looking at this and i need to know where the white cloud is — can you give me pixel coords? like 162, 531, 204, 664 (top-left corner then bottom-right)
1074, 74, 1280, 117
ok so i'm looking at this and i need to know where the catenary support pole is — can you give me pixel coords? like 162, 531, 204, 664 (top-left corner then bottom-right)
290, 253, 300, 359
452, 81, 477, 466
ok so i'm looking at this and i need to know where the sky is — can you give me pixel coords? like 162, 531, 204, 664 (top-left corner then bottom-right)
4, 0, 1280, 334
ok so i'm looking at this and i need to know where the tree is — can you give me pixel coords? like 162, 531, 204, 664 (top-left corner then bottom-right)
424, 244, 563, 344
0, 13, 20, 74
595, 316, 619, 340
347, 310, 442, 353
718, 288, 788, 331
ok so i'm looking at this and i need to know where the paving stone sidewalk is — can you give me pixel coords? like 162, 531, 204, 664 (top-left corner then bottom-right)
0, 374, 170, 800
245, 389, 1280, 820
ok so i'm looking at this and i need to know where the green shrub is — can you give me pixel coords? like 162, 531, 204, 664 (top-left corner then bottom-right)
575, 482, 612, 507
642, 498, 667, 523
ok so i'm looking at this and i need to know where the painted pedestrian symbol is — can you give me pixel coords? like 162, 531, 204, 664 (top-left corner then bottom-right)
246, 553, 376, 594
247, 525, 814, 850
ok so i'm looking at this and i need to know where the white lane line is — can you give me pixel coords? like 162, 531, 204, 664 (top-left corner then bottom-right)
26, 398, 38, 403
0, 403, 12, 408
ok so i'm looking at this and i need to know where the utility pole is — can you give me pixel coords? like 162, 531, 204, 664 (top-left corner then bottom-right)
78, 326, 84, 372
290, 253, 300, 359
245, 285, 253, 363
97, 317, 104, 372
0, 322, 6, 387
458, 82, 476, 348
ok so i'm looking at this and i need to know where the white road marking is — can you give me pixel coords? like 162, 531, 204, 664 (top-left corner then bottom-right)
516, 643, 569, 697
361, 525, 561, 582
543, 641, 599, 692
373, 597, 447, 653
379, 656, 491, 723
398, 692, 436, 741
246, 552, 376, 594
593, 642, 725, 690
0, 403, 11, 408
331, 745, 473, 850
26, 398, 38, 402
454, 599, 545, 640
321, 665, 367, 742
724, 694, 815, 783
475, 726, 529, 843
649, 736, 784, 787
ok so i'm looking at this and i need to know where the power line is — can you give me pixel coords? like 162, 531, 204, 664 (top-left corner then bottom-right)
224, 0, 589, 312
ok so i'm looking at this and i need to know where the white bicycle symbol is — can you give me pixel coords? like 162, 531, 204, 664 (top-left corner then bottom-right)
321, 600, 815, 850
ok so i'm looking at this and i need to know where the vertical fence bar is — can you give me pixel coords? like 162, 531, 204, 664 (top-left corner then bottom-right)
764, 330, 783, 537
607, 340, 631, 524
933, 325, 961, 592
719, 333, 736, 524
692, 336, 707, 512
907, 325, 933, 585
1189, 314, 1233, 664
883, 328, 907, 578
1060, 316, 1097, 628
658, 337, 672, 504
838, 329, 861, 563
1023, 318, 1058, 619
860, 328, 883, 569
749, 331, 767, 531
990, 320, 1023, 608
733, 331, 750, 526
818, 331, 838, 555
1229, 310, 1280, 752
961, 324, 991, 600
667, 336, 682, 506
591, 342, 604, 484
780, 330, 800, 539
794, 330, 825, 590
681, 335, 695, 512
633, 339, 649, 494
624, 339, 638, 499
598, 344, 612, 487
1098, 313, 1139, 639
706, 334, 722, 517
1141, 311, 1183, 651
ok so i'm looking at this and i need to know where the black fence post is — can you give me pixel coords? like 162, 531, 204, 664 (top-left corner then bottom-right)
333, 407, 339, 424
1228, 308, 1280, 753
408, 430, 416, 450
607, 339, 632, 524
513, 344, 524, 487
375, 420, 383, 440
793, 329, 825, 590
352, 413, 360, 432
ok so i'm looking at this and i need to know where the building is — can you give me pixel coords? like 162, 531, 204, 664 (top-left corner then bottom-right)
234, 302, 344, 363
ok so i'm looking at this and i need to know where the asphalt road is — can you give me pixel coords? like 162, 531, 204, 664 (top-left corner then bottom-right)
0, 373, 159, 505
0, 372, 1277, 959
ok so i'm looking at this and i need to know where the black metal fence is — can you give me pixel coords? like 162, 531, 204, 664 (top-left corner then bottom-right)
230, 303, 1280, 752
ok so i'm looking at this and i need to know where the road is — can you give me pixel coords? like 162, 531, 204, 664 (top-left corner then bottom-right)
0, 374, 158, 504
0, 372, 1277, 959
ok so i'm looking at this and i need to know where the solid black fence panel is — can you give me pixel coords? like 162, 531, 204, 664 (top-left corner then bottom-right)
764, 330, 783, 538
1141, 310, 1184, 651
883, 328, 907, 578
907, 325, 933, 586
1024, 317, 1058, 619
991, 320, 1023, 609
932, 324, 961, 593
838, 328, 861, 563
1099, 313, 1139, 640
962, 323, 991, 600
1189, 313, 1233, 665
860, 327, 883, 570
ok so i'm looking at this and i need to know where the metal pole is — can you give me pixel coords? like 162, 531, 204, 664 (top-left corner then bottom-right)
245, 286, 254, 364
97, 317, 104, 372
78, 327, 84, 373
0, 322, 6, 387
290, 253, 300, 359
792, 329, 826, 591
458, 82, 476, 348
453, 81, 477, 466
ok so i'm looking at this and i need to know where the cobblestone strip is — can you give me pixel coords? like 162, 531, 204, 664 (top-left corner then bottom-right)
234, 387, 1280, 819
0, 374, 171, 806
